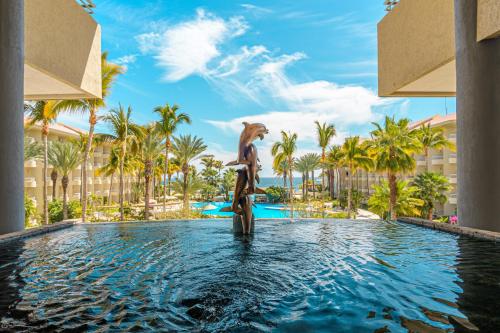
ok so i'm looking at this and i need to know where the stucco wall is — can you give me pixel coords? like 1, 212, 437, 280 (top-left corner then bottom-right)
24, 0, 101, 100
377, 0, 455, 97
477, 0, 500, 41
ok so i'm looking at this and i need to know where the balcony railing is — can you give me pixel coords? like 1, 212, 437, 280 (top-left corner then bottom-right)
25, 177, 37, 188
431, 154, 444, 165
448, 174, 457, 184
24, 160, 37, 168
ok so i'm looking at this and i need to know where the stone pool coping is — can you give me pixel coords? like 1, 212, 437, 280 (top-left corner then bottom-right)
0, 220, 76, 244
398, 217, 500, 242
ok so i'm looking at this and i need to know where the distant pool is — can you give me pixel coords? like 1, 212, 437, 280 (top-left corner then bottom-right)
192, 201, 292, 218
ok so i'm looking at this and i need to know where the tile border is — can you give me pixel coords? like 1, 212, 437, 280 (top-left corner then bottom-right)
398, 217, 500, 242
0, 221, 76, 244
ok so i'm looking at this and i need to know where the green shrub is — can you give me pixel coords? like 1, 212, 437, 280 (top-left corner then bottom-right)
339, 189, 363, 211
266, 186, 287, 203
48, 199, 82, 223
24, 195, 37, 227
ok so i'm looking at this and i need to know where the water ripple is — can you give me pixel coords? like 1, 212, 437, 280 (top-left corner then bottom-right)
0, 219, 499, 332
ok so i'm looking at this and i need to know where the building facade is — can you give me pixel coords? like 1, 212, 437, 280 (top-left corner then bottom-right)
339, 113, 457, 217
25, 121, 133, 212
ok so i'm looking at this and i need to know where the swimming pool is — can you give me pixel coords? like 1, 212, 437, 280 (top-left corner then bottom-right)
192, 202, 292, 218
0, 219, 499, 332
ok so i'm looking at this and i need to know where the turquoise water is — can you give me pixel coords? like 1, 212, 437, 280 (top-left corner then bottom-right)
1, 220, 499, 331
192, 202, 291, 218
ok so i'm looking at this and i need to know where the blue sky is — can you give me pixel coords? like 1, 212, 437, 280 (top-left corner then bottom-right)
61, 0, 456, 176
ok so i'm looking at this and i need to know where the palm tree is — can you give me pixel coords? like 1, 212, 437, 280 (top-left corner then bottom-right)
171, 170, 204, 203
294, 156, 309, 199
47, 141, 81, 220
315, 121, 336, 194
368, 180, 424, 220
368, 116, 421, 220
25, 101, 61, 224
272, 131, 298, 205
100, 105, 143, 220
24, 137, 43, 161
416, 124, 456, 171
412, 172, 451, 220
139, 125, 164, 220
340, 137, 373, 218
57, 53, 124, 222
274, 159, 289, 191
326, 145, 343, 199
167, 157, 181, 197
221, 168, 237, 201
303, 153, 321, 199
171, 135, 207, 210
154, 104, 191, 212
97, 147, 119, 205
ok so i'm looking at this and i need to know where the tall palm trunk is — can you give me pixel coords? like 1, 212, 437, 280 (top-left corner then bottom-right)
163, 139, 169, 212
388, 172, 397, 220
152, 174, 155, 202
82, 107, 96, 222
167, 174, 172, 197
182, 168, 189, 211
329, 169, 335, 199
305, 172, 309, 200
321, 149, 325, 195
283, 172, 287, 203
42, 131, 49, 224
108, 173, 113, 205
301, 173, 305, 199
119, 146, 125, 221
347, 166, 353, 218
51, 170, 58, 201
62, 175, 69, 220
312, 170, 316, 199
424, 147, 429, 172
288, 158, 294, 207
144, 162, 152, 220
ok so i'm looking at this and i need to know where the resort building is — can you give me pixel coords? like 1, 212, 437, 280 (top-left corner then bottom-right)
338, 113, 457, 216
25, 121, 134, 212
377, 0, 500, 231
0, 0, 101, 233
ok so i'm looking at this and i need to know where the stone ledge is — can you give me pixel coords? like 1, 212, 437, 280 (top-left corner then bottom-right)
398, 217, 500, 242
0, 221, 76, 244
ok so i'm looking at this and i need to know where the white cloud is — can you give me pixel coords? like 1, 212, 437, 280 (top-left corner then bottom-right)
136, 9, 249, 81
240, 4, 273, 14
112, 54, 138, 71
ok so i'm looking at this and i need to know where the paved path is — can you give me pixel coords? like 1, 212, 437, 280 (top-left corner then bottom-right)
356, 209, 381, 220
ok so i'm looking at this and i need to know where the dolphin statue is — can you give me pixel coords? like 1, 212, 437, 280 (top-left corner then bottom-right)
226, 122, 268, 166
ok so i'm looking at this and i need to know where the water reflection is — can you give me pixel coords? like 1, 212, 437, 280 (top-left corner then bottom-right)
0, 240, 28, 330
0, 221, 499, 332
453, 237, 500, 332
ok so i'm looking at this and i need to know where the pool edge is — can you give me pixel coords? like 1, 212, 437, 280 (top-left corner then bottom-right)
398, 217, 500, 242
0, 220, 76, 244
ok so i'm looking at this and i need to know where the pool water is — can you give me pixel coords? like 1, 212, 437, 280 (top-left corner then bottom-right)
192, 202, 291, 218
0, 219, 499, 332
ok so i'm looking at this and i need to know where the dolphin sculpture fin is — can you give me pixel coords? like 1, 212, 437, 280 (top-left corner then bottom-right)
226, 160, 251, 166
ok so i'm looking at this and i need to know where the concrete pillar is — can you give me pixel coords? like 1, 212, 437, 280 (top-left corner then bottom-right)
0, 1, 24, 234
455, 0, 500, 232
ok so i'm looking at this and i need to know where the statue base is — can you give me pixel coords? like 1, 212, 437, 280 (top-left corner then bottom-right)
232, 214, 255, 234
